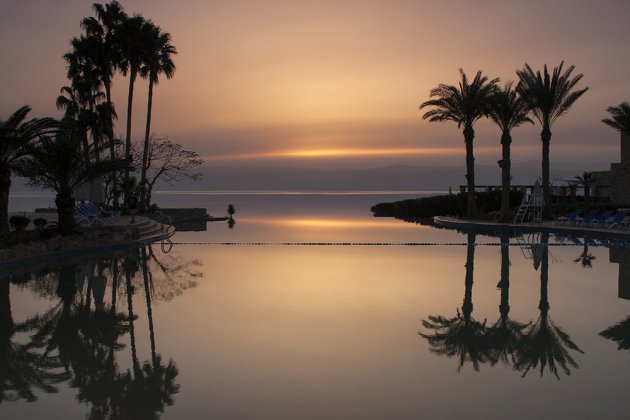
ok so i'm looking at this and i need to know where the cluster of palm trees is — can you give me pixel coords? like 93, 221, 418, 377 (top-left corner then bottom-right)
420, 62, 590, 220
0, 1, 177, 235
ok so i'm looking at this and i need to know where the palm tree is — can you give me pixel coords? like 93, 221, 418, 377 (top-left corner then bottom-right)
574, 171, 594, 202
514, 233, 584, 379
516, 62, 588, 214
14, 120, 129, 234
82, 1, 127, 208
139, 22, 177, 212
602, 102, 630, 134
420, 70, 499, 219
573, 238, 595, 268
488, 82, 533, 217
0, 106, 57, 234
117, 14, 148, 182
420, 232, 490, 372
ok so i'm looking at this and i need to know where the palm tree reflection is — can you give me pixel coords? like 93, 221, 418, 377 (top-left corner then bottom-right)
600, 316, 630, 352
420, 232, 489, 372
486, 233, 529, 367
514, 232, 584, 379
0, 244, 198, 415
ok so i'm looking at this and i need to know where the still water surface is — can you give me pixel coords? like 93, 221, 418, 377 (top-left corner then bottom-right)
2, 192, 630, 419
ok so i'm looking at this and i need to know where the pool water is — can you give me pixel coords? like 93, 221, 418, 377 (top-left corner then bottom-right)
1, 193, 629, 419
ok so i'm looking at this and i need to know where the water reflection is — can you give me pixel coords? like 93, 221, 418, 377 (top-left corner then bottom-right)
0, 245, 201, 418
600, 248, 630, 353
420, 230, 584, 379
420, 232, 488, 372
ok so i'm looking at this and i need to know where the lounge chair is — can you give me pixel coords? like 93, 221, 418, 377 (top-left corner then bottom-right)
606, 210, 629, 229
76, 202, 110, 224
554, 208, 583, 225
590, 210, 614, 228
83, 202, 121, 221
575, 209, 597, 226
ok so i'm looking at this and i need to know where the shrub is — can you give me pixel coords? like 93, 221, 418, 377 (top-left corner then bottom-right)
33, 218, 48, 230
9, 215, 31, 231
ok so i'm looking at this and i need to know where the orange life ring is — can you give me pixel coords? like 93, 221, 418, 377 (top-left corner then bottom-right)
492, 211, 504, 223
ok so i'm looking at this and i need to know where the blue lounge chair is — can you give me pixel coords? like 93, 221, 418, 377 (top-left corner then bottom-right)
590, 210, 614, 228
84, 202, 121, 221
606, 210, 629, 229
554, 208, 583, 225
76, 202, 109, 224
576, 209, 597, 226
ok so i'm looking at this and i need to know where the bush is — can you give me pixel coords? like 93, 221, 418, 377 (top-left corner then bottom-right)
371, 190, 524, 219
9, 215, 31, 231
33, 218, 48, 230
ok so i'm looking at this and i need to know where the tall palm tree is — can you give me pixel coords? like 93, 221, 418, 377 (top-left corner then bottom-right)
516, 62, 588, 214
117, 14, 148, 183
488, 82, 533, 217
602, 101, 630, 134
82, 1, 127, 208
14, 120, 128, 234
139, 22, 177, 212
0, 106, 57, 234
600, 316, 630, 352
420, 70, 499, 219
420, 232, 490, 372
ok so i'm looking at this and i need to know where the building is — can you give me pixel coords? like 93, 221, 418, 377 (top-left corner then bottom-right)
610, 132, 630, 203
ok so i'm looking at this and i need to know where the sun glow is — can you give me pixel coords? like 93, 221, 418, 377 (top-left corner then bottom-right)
221, 147, 462, 160
260, 218, 429, 229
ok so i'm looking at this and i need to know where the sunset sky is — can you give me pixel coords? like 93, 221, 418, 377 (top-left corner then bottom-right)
1, 0, 629, 174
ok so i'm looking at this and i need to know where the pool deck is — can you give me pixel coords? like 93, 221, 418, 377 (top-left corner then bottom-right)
0, 215, 175, 271
433, 215, 630, 238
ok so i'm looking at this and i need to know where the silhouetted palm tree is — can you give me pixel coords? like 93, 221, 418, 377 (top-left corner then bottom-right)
600, 316, 630, 352
602, 101, 630, 134
420, 232, 489, 371
139, 22, 176, 212
117, 14, 148, 182
14, 120, 128, 234
573, 171, 594, 202
420, 70, 499, 219
82, 1, 127, 208
514, 233, 584, 379
516, 62, 588, 214
488, 82, 533, 217
0, 106, 57, 234
486, 233, 530, 367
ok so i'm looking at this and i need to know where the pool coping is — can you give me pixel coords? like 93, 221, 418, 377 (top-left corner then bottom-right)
433, 216, 630, 238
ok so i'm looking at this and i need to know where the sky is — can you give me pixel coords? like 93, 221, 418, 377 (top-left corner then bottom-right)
1, 0, 630, 176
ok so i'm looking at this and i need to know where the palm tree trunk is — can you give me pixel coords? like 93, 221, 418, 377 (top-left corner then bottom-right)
124, 68, 137, 184
141, 247, 157, 365
104, 78, 120, 209
0, 166, 11, 235
463, 231, 476, 318
541, 126, 552, 218
463, 126, 476, 220
499, 232, 510, 319
125, 268, 140, 375
140, 79, 154, 213
539, 232, 550, 313
0, 279, 14, 338
500, 131, 512, 217
56, 190, 76, 235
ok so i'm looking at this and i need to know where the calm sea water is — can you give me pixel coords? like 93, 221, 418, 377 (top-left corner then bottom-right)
2, 192, 630, 419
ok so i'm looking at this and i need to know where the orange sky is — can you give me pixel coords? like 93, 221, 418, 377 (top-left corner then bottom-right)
1, 0, 628, 171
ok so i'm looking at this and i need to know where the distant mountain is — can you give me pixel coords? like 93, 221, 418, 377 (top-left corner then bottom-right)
11, 164, 587, 193
156, 164, 579, 191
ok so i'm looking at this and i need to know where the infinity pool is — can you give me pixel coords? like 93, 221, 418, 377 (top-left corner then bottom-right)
2, 193, 629, 419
